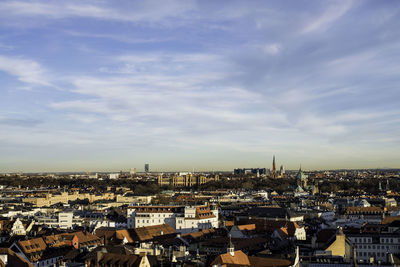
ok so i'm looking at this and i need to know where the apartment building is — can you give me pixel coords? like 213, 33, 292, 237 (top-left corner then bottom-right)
127, 204, 218, 233
346, 233, 400, 264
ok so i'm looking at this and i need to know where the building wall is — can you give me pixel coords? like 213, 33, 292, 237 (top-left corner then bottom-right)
128, 205, 218, 233
348, 235, 400, 263
58, 212, 73, 229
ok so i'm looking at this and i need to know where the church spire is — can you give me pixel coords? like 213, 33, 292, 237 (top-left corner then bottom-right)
272, 155, 277, 178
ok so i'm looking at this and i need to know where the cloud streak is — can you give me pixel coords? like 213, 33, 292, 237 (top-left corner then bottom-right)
1, 0, 400, 171
0, 55, 51, 86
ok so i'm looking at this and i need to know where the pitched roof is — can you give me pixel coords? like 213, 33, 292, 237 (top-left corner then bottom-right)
201, 237, 268, 251
381, 216, 400, 225
95, 229, 134, 243
18, 238, 47, 254
133, 224, 176, 242
248, 256, 292, 267
0, 248, 34, 267
316, 229, 336, 244
195, 206, 215, 219
210, 250, 251, 266
345, 206, 383, 214
0, 220, 14, 232
98, 252, 140, 266
239, 219, 301, 236
128, 205, 183, 213
247, 207, 289, 219
238, 224, 256, 231
224, 221, 235, 227
44, 234, 71, 247
182, 228, 216, 239
276, 227, 289, 239
73, 231, 101, 244
115, 230, 134, 243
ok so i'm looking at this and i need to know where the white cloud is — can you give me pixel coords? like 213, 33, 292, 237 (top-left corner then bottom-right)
296, 114, 347, 136
301, 1, 353, 33
263, 43, 281, 55
0, 0, 196, 23
65, 30, 171, 44
0, 42, 14, 50
0, 55, 50, 86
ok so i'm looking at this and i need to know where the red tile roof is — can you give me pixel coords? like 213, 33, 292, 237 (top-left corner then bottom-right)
210, 250, 251, 266
133, 224, 176, 242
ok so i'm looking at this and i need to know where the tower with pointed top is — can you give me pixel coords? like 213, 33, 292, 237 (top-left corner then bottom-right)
271, 155, 277, 178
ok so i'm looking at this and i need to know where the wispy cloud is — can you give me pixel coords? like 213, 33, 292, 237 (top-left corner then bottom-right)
0, 0, 196, 24
1, 0, 400, 171
65, 30, 171, 44
301, 1, 353, 33
263, 43, 282, 55
0, 55, 51, 86
0, 42, 14, 50
0, 116, 42, 127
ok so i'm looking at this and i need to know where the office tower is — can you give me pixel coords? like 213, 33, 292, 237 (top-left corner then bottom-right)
145, 164, 149, 173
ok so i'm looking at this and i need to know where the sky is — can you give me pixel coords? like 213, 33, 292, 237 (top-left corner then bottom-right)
0, 0, 400, 172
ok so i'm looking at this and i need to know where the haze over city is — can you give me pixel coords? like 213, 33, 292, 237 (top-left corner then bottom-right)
1, 0, 400, 172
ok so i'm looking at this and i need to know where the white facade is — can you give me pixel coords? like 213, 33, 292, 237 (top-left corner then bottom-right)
294, 227, 307, 240
348, 234, 400, 264
11, 218, 26, 236
127, 205, 218, 233
127, 206, 179, 229
175, 206, 218, 234
109, 173, 120, 179
58, 212, 73, 229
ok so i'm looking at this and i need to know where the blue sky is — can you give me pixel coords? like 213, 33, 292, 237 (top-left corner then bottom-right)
0, 0, 399, 172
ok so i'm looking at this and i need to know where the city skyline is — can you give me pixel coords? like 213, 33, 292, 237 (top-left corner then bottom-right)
1, 0, 400, 172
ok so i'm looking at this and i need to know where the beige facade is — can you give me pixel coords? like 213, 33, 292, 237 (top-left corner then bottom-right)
22, 191, 115, 207
157, 174, 219, 187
